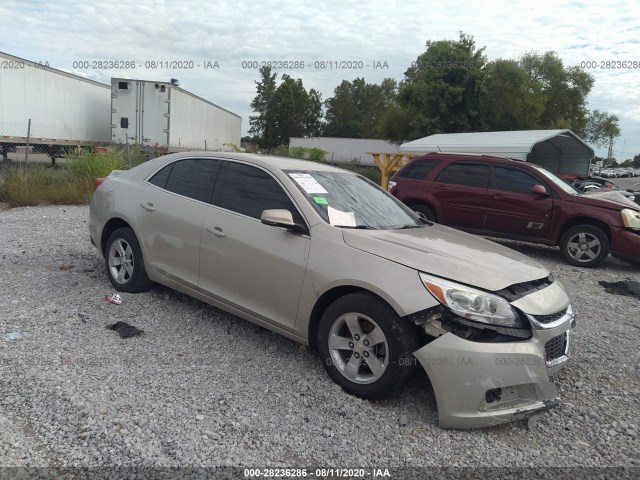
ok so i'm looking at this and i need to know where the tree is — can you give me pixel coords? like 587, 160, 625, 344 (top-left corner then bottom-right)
249, 67, 322, 148
323, 78, 399, 138
518, 51, 593, 135
268, 74, 323, 146
483, 59, 544, 131
249, 66, 277, 148
397, 32, 488, 139
584, 110, 621, 149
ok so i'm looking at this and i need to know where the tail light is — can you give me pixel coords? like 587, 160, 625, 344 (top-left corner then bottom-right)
94, 177, 106, 190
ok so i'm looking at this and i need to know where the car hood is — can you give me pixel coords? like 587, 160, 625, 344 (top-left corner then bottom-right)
342, 224, 549, 292
577, 190, 638, 209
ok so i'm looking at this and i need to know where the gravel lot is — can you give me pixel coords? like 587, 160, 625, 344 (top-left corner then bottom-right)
0, 205, 638, 473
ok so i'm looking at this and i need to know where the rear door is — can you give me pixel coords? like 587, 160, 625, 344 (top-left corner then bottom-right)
136, 158, 221, 289
198, 161, 310, 330
485, 165, 552, 237
431, 161, 488, 229
392, 158, 442, 202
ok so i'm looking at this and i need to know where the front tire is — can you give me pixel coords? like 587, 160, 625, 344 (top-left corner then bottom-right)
105, 227, 154, 292
560, 225, 609, 268
317, 293, 420, 400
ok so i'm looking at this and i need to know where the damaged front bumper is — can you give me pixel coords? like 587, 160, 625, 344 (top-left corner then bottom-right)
414, 303, 574, 429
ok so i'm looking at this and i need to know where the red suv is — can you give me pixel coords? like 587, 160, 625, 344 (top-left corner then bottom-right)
389, 153, 640, 268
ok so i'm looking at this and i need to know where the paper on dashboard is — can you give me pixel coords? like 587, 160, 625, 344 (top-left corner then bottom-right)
328, 206, 356, 227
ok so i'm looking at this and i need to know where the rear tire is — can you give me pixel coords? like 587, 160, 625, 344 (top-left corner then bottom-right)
104, 227, 154, 292
559, 225, 609, 268
411, 204, 436, 222
317, 293, 420, 400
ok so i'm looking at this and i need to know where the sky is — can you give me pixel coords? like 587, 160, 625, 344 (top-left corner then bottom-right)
1, 0, 639, 159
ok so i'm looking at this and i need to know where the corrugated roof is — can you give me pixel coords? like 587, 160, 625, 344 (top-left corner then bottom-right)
398, 129, 593, 161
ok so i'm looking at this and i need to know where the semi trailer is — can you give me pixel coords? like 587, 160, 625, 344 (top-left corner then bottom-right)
0, 51, 241, 164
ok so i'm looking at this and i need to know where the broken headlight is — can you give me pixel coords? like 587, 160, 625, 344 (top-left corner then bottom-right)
419, 273, 524, 328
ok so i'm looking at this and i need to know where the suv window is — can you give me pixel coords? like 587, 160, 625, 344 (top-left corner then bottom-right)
398, 159, 441, 180
491, 166, 542, 194
162, 159, 221, 203
435, 162, 488, 188
220, 162, 303, 223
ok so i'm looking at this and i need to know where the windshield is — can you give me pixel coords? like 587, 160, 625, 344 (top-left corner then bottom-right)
529, 164, 579, 195
286, 170, 424, 229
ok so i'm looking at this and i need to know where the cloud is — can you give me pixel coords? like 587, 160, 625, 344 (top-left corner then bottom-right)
0, 0, 638, 154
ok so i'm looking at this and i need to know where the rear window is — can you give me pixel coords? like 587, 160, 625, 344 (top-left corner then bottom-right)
398, 159, 441, 180
435, 162, 488, 188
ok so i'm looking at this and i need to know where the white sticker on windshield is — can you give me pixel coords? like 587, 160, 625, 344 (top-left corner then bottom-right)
289, 173, 328, 194
328, 206, 356, 227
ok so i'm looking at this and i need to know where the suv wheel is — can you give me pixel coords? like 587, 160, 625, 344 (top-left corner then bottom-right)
412, 204, 436, 222
560, 225, 609, 268
317, 293, 419, 400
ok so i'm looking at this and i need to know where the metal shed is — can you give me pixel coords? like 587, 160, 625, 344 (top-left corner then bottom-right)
399, 130, 594, 177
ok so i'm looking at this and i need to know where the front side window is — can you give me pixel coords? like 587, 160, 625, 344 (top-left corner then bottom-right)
491, 166, 542, 194
435, 162, 488, 188
161, 159, 221, 203
219, 162, 303, 223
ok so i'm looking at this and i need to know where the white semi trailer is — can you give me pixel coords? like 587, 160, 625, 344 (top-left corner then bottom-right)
111, 78, 241, 152
0, 51, 112, 163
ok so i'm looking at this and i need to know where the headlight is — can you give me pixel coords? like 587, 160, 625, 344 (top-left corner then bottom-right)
419, 273, 521, 327
621, 209, 640, 230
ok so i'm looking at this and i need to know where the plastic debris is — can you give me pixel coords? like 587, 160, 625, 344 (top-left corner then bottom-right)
4, 332, 23, 341
107, 321, 144, 338
104, 293, 123, 305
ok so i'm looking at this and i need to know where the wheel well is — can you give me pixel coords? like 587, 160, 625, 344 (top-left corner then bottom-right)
404, 198, 434, 210
557, 217, 611, 245
307, 286, 396, 350
100, 218, 133, 255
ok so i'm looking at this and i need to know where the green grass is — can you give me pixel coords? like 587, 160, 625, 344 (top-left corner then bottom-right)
0, 164, 89, 206
0, 146, 385, 207
0, 148, 133, 207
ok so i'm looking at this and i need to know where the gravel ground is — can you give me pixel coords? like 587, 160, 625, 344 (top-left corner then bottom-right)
0, 205, 638, 473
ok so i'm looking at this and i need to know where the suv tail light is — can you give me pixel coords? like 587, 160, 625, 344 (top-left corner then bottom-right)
94, 177, 106, 190
388, 180, 397, 192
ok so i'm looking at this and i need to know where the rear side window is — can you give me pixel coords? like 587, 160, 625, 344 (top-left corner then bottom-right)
163, 159, 221, 203
219, 162, 302, 223
148, 164, 172, 189
398, 159, 441, 180
436, 162, 488, 188
491, 166, 542, 194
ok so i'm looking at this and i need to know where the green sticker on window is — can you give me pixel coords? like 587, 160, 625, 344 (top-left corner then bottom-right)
313, 196, 328, 205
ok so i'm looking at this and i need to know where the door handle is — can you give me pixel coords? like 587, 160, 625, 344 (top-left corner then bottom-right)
140, 202, 155, 211
206, 226, 226, 238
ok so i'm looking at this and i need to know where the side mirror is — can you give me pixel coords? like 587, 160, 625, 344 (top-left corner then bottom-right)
261, 209, 307, 234
531, 184, 549, 197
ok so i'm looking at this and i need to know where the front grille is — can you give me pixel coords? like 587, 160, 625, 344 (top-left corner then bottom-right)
534, 308, 567, 324
545, 333, 568, 361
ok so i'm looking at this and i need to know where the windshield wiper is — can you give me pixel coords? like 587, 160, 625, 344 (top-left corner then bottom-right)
336, 225, 376, 229
398, 224, 424, 229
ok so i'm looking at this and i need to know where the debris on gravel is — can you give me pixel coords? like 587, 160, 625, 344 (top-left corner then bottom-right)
0, 205, 638, 471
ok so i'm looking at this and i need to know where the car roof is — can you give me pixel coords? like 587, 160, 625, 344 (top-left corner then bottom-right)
411, 152, 524, 164
157, 151, 348, 173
